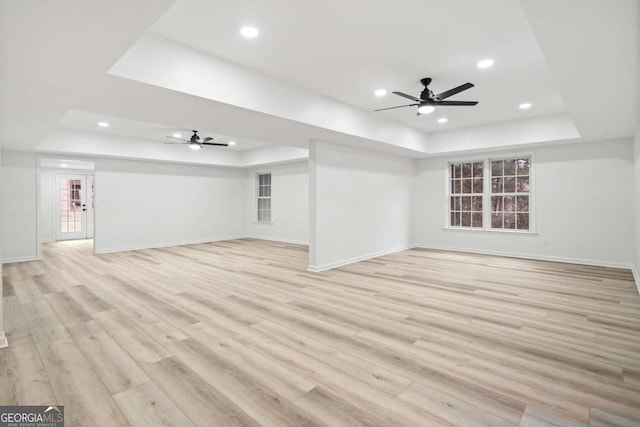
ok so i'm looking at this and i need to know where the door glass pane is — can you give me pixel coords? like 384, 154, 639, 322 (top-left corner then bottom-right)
61, 179, 83, 233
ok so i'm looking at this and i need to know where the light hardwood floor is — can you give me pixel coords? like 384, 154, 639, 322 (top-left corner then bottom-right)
2, 238, 640, 426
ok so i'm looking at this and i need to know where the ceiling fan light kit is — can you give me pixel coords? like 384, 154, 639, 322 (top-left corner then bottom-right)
375, 77, 478, 116
164, 130, 229, 149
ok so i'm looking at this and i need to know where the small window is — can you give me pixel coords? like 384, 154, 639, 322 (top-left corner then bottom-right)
257, 172, 271, 222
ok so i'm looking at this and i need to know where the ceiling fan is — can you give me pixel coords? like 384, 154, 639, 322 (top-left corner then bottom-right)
165, 130, 228, 150
375, 77, 478, 115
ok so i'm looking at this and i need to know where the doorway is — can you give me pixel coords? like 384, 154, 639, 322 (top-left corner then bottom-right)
55, 173, 94, 241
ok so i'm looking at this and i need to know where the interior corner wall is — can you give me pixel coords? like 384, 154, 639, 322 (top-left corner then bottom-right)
634, 127, 640, 279
39, 168, 55, 243
1, 151, 38, 262
244, 161, 309, 244
413, 139, 635, 268
309, 141, 414, 271
93, 158, 246, 253
0, 149, 6, 348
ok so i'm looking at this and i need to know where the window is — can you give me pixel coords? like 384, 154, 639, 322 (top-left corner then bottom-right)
449, 161, 484, 228
448, 156, 532, 231
256, 172, 271, 222
490, 158, 530, 230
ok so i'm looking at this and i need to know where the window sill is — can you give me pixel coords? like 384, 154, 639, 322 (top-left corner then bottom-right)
442, 226, 538, 235
254, 221, 274, 225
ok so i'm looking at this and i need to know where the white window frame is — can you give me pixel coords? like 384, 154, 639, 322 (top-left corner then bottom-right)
444, 153, 536, 233
256, 171, 272, 223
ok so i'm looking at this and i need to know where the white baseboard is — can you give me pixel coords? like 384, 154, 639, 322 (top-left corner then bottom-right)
0, 333, 7, 349
39, 239, 54, 244
307, 245, 413, 272
93, 235, 246, 254
1, 255, 38, 264
245, 235, 308, 246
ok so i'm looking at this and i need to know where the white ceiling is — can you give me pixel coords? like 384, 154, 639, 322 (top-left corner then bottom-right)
0, 0, 638, 165
58, 110, 268, 151
151, 0, 566, 133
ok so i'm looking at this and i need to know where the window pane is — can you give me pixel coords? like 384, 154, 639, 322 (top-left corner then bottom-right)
473, 178, 483, 193
491, 213, 503, 228
491, 160, 503, 177
451, 197, 460, 210
462, 179, 472, 193
517, 213, 530, 230
517, 158, 529, 176
461, 197, 471, 211
517, 177, 530, 192
453, 164, 461, 179
453, 180, 461, 194
461, 212, 471, 227
472, 196, 482, 211
473, 162, 483, 178
472, 213, 483, 228
504, 213, 516, 229
504, 159, 516, 175
504, 176, 516, 193
517, 196, 529, 212
504, 196, 515, 212
491, 196, 502, 212
451, 211, 460, 226
462, 163, 472, 178
491, 178, 502, 193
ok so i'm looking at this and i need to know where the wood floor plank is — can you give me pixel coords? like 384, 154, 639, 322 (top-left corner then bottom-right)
143, 356, 260, 427
0, 335, 56, 405
37, 338, 129, 427
590, 408, 640, 427
113, 381, 195, 427
68, 320, 150, 395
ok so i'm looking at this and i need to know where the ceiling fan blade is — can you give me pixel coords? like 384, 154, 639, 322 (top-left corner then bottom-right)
166, 136, 189, 142
201, 137, 214, 142
201, 142, 229, 146
374, 103, 419, 112
435, 83, 474, 100
392, 92, 421, 102
436, 100, 478, 106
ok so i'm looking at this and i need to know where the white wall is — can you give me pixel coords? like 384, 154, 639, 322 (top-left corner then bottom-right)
39, 168, 55, 242
634, 127, 640, 277
413, 139, 635, 267
94, 158, 246, 253
0, 149, 6, 348
309, 141, 414, 271
245, 161, 309, 244
1, 151, 38, 262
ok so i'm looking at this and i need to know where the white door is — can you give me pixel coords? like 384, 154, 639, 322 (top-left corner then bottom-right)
55, 174, 94, 241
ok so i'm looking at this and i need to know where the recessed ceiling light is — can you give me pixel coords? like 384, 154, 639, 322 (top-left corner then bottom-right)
172, 133, 182, 138
60, 163, 68, 168
374, 89, 387, 97
98, 122, 109, 128
228, 141, 236, 146
477, 59, 494, 69
437, 117, 448, 124
417, 105, 435, 115
519, 102, 532, 110
240, 26, 259, 38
